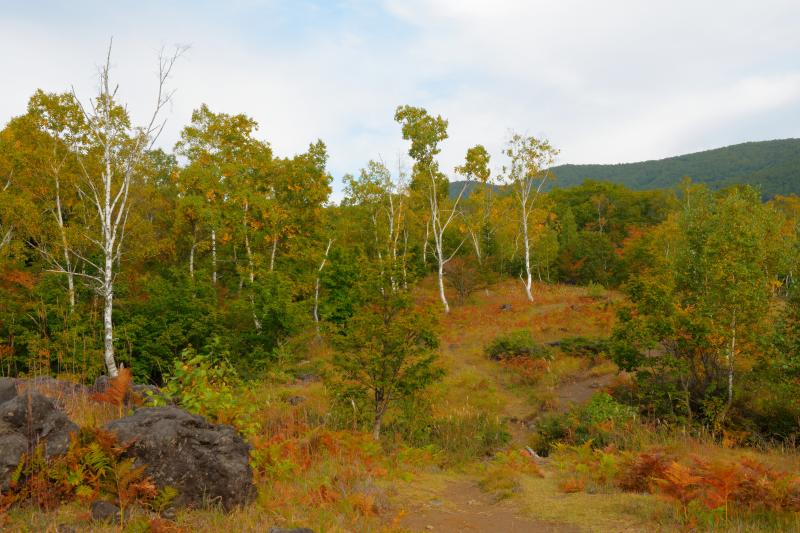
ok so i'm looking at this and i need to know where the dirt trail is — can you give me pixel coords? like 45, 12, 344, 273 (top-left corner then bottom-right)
399, 475, 581, 533
554, 371, 618, 411
396, 283, 622, 532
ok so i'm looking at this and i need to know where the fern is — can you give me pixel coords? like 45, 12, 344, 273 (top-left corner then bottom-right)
150, 486, 179, 513
91, 367, 137, 407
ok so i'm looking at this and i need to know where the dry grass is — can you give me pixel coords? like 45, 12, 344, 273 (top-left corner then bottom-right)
6, 278, 799, 533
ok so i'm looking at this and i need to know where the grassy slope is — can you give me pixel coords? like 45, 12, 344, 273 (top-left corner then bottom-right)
6, 280, 799, 532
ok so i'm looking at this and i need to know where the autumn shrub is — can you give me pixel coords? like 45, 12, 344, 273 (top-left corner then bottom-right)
249, 426, 396, 529
499, 356, 550, 386
0, 427, 173, 521
585, 281, 607, 299
560, 442, 800, 528
616, 449, 674, 492
485, 329, 552, 361
147, 345, 259, 435
552, 441, 620, 494
479, 449, 543, 500
531, 393, 637, 455
529, 411, 570, 456
444, 256, 483, 304
574, 392, 637, 447
558, 336, 610, 363
428, 412, 511, 465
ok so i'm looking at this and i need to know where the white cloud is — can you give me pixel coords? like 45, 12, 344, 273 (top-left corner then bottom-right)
1, 0, 799, 200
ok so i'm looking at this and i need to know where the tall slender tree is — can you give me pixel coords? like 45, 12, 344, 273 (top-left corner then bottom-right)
501, 133, 559, 301
66, 42, 184, 377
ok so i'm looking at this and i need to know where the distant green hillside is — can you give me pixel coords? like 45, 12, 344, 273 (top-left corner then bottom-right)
549, 139, 800, 198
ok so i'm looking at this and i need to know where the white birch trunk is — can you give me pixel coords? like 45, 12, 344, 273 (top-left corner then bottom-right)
521, 194, 534, 302
189, 236, 196, 280
313, 238, 334, 335
70, 41, 183, 376
270, 234, 278, 272
53, 174, 76, 311
243, 201, 254, 284
211, 229, 217, 284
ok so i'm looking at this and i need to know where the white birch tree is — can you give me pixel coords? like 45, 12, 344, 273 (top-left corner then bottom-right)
502, 133, 559, 302
67, 41, 184, 377
394, 105, 468, 313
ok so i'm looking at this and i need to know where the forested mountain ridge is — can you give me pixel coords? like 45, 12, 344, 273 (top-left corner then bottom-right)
546, 138, 800, 197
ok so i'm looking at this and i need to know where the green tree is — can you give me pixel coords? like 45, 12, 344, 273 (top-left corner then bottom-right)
395, 105, 467, 313
332, 281, 443, 440
612, 184, 781, 426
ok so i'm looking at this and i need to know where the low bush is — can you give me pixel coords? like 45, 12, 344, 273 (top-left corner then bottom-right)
147, 345, 259, 435
558, 336, 610, 362
552, 442, 800, 530
530, 393, 638, 455
429, 412, 511, 465
485, 330, 552, 361
479, 449, 543, 500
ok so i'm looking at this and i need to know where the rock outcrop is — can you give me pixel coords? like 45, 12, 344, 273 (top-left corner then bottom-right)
105, 406, 255, 510
0, 391, 79, 488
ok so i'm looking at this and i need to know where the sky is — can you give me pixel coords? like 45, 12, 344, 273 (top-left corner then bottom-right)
2, 0, 800, 200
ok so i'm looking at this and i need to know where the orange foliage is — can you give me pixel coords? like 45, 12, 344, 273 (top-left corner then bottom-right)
1, 270, 36, 290
617, 450, 673, 492
558, 477, 586, 493
90, 367, 138, 407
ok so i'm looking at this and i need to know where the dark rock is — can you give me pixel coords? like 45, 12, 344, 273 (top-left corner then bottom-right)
269, 528, 315, 533
0, 377, 17, 404
160, 506, 177, 520
20, 376, 87, 398
56, 525, 77, 533
0, 392, 79, 489
286, 395, 305, 406
296, 373, 318, 383
0, 392, 79, 456
92, 375, 111, 394
104, 406, 255, 510
0, 433, 28, 489
91, 500, 120, 523
500, 304, 513, 312
132, 383, 171, 406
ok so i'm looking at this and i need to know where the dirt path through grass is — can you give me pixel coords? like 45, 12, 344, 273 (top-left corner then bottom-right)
398, 473, 581, 533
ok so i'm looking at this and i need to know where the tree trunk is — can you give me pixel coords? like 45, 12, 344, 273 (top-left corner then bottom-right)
189, 238, 196, 280
211, 229, 217, 284
726, 311, 736, 412
270, 234, 278, 272
54, 176, 75, 311
243, 202, 254, 284
102, 253, 118, 377
437, 258, 449, 314
372, 412, 383, 440
313, 238, 333, 335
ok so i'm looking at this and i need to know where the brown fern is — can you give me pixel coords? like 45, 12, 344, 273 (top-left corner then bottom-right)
91, 368, 133, 407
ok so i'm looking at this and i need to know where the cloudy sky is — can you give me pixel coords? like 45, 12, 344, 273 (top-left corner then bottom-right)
3, 0, 800, 198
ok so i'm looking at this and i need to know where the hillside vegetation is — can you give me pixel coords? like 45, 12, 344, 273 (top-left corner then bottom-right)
549, 138, 800, 197
2, 49, 800, 532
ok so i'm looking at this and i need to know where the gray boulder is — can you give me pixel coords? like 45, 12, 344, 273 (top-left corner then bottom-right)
90, 500, 120, 523
20, 376, 87, 398
105, 406, 255, 510
0, 392, 79, 488
0, 432, 27, 489
0, 377, 17, 404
